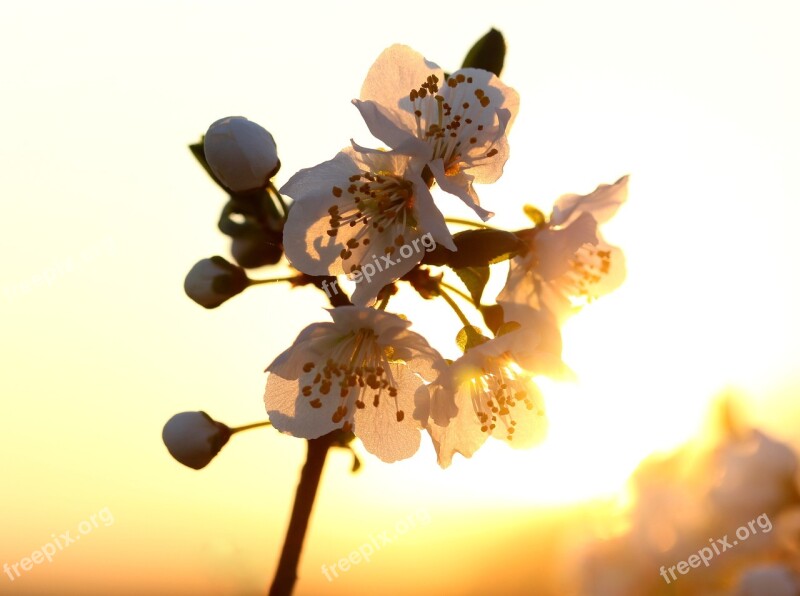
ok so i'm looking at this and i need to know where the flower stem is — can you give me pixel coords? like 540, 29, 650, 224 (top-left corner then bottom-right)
268, 181, 289, 217
248, 276, 300, 286
269, 435, 333, 596
438, 287, 472, 327
229, 421, 271, 434
444, 217, 498, 230
440, 281, 474, 304
376, 294, 391, 311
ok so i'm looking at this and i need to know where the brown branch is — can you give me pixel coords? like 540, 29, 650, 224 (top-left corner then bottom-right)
268, 435, 334, 596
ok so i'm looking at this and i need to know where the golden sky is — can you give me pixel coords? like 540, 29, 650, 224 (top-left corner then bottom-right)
1, 1, 799, 594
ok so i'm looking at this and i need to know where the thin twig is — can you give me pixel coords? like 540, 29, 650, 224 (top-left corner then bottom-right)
249, 276, 301, 286
229, 421, 271, 434
444, 217, 499, 230
438, 286, 472, 327
440, 281, 474, 304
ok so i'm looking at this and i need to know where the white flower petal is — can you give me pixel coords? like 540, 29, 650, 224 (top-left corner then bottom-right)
413, 384, 431, 426
381, 325, 448, 383
499, 305, 572, 379
327, 304, 405, 334
280, 150, 357, 200
353, 364, 422, 462
429, 158, 494, 221
263, 307, 447, 461
425, 310, 560, 467
498, 176, 627, 323
414, 380, 459, 428
512, 244, 621, 325
282, 198, 349, 276
265, 374, 339, 439
461, 130, 511, 185
551, 175, 629, 227
489, 380, 548, 448
359, 44, 444, 129
450, 67, 520, 128
440, 68, 518, 183
428, 383, 490, 468
349, 230, 423, 306
535, 212, 599, 280
412, 181, 457, 251
352, 100, 428, 156
283, 147, 453, 290
266, 321, 337, 375
590, 240, 626, 298
355, 45, 520, 210
349, 145, 455, 251
281, 152, 361, 275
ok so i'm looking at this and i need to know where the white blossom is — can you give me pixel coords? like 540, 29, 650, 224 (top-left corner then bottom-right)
353, 45, 519, 220
281, 146, 455, 305
264, 306, 447, 462
417, 308, 564, 468
498, 176, 628, 322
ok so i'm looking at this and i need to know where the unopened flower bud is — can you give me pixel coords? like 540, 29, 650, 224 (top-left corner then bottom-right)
204, 116, 279, 192
162, 411, 232, 470
184, 256, 249, 308
232, 229, 283, 268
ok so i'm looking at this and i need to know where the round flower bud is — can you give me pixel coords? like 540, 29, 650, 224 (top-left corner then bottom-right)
184, 256, 249, 309
204, 117, 279, 192
232, 229, 283, 268
162, 411, 232, 470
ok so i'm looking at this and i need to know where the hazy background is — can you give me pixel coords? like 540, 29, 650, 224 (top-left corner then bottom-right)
1, 1, 798, 594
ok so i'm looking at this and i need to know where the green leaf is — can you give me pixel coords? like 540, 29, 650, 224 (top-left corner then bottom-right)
190, 139, 286, 231
523, 205, 546, 226
456, 325, 488, 352
421, 228, 522, 268
189, 139, 227, 190
454, 266, 490, 306
218, 199, 260, 237
495, 320, 521, 336
461, 29, 506, 77
480, 303, 504, 335
451, 229, 522, 267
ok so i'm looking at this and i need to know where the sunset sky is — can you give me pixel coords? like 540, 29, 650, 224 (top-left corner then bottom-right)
1, 1, 799, 594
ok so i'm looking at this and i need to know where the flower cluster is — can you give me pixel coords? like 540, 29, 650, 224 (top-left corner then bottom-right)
281, 43, 518, 307
171, 33, 628, 470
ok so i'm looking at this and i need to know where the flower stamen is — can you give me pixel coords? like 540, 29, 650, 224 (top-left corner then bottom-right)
408, 73, 496, 172
325, 172, 417, 271
298, 328, 405, 428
